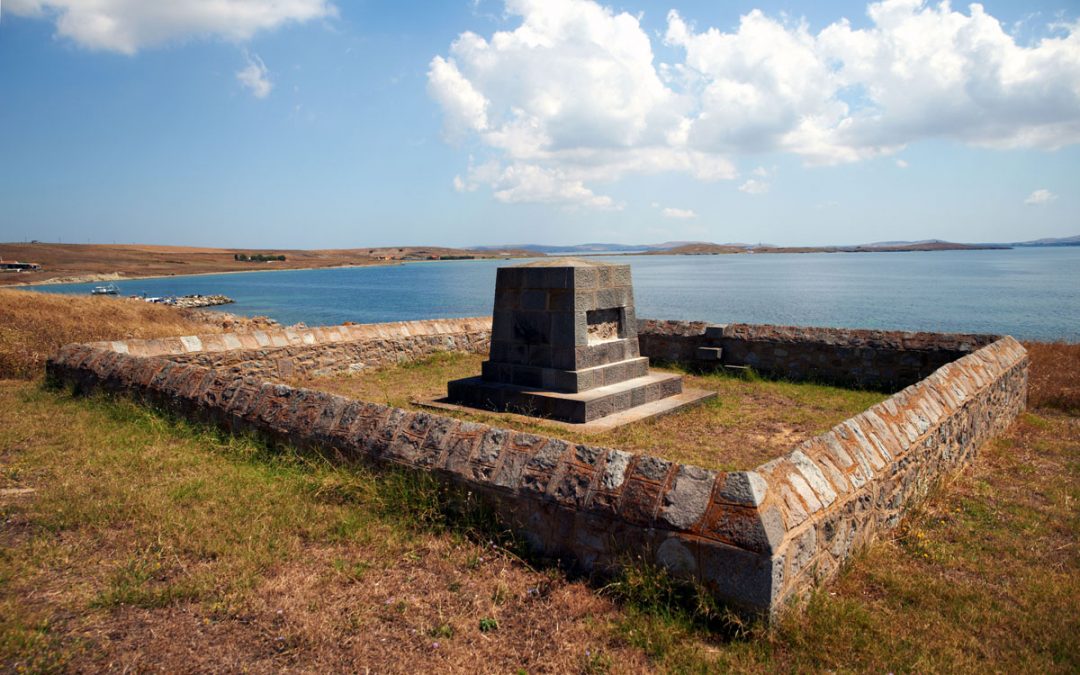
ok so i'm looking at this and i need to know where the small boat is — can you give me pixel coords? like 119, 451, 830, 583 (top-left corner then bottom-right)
90, 283, 119, 295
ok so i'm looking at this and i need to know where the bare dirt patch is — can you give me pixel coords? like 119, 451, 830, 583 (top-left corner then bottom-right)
64, 546, 651, 674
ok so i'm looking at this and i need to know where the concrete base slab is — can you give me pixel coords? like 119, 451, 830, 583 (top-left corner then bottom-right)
416, 387, 717, 434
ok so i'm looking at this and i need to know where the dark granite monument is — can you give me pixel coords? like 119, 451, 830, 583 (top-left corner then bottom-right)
446, 258, 713, 425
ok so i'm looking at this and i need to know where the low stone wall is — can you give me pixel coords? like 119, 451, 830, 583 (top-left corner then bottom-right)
87, 318, 492, 380
47, 316, 1028, 618
757, 336, 1027, 607
638, 319, 999, 390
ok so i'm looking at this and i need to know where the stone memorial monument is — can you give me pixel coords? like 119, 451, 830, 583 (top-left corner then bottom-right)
446, 258, 713, 426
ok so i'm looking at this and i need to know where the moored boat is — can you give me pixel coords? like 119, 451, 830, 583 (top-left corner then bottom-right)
90, 283, 119, 295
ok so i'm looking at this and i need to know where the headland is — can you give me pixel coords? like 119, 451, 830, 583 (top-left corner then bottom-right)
0, 242, 538, 287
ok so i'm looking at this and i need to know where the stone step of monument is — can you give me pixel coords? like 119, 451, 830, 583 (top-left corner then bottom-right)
420, 386, 717, 434
568, 388, 718, 432
447, 371, 685, 424
481, 356, 649, 393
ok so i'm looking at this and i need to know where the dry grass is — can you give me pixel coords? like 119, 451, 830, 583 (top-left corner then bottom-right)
0, 385, 650, 673
0, 289, 237, 379
1023, 341, 1080, 414
1, 294, 1076, 671
294, 352, 888, 471
755, 409, 1080, 672
1, 379, 1076, 672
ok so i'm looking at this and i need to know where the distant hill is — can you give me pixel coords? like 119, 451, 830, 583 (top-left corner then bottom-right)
1011, 235, 1080, 247
13, 234, 1069, 288
758, 241, 1008, 253
487, 240, 1011, 256
472, 242, 708, 254
868, 236, 1079, 248
643, 243, 749, 255
863, 239, 951, 247
0, 243, 537, 287
485, 236, 1079, 254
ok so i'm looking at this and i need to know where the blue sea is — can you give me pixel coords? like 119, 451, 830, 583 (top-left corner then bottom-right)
31, 247, 1080, 342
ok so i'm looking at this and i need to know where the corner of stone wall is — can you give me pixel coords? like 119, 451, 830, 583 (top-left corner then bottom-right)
752, 336, 1028, 609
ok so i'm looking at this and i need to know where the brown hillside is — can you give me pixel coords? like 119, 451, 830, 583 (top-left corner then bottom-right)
0, 243, 537, 286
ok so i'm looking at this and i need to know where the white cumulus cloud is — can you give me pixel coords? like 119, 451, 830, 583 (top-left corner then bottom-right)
426, 0, 735, 208
236, 53, 272, 98
4, 0, 335, 54
429, 0, 1080, 208
427, 56, 490, 139
738, 179, 769, 195
895, 159, 909, 168
1024, 188, 1057, 205
457, 159, 620, 209
662, 207, 697, 219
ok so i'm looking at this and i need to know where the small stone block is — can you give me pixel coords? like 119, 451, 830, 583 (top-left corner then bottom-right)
703, 325, 728, 340
696, 347, 723, 361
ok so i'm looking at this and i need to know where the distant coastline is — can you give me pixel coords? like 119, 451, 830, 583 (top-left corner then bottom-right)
2, 236, 1075, 288
641, 241, 1010, 256
16, 245, 1077, 343
479, 235, 1079, 257
9, 262, 403, 288
0, 242, 533, 288
7, 258, 536, 288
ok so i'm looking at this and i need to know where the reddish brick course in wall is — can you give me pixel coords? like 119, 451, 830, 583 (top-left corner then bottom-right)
47, 317, 1028, 618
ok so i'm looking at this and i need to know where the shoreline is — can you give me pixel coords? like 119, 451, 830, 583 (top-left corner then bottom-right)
8, 246, 1034, 288
6, 255, 540, 289
7, 255, 540, 289
10, 253, 1078, 343
5, 261, 409, 288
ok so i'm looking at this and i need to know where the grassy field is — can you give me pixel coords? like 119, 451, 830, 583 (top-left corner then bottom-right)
1, 382, 1076, 672
294, 352, 888, 471
1, 292, 1078, 672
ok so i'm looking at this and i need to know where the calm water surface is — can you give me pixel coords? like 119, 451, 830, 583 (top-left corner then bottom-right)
34, 247, 1080, 341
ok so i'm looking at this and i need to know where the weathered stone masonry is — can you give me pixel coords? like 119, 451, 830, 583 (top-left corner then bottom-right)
126, 318, 492, 380
46, 316, 1027, 617
639, 319, 1000, 390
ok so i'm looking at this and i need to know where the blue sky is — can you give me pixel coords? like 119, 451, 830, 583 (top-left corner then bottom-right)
0, 0, 1077, 248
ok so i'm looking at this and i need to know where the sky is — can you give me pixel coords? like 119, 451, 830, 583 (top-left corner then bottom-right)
0, 0, 1077, 249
